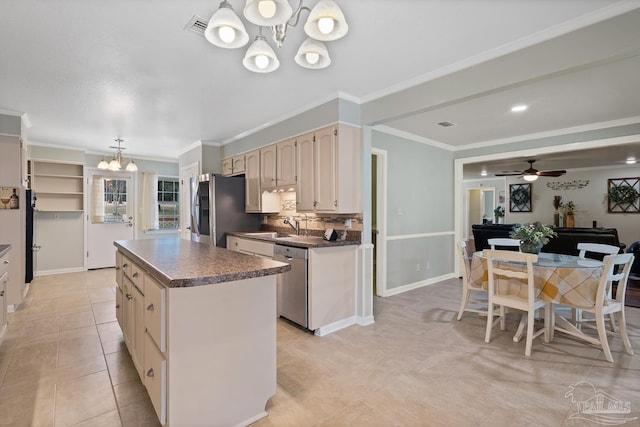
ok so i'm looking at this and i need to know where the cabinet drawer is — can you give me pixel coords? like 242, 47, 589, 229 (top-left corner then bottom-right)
121, 255, 133, 279
237, 238, 274, 258
144, 274, 166, 352
0, 253, 9, 277
130, 263, 144, 293
115, 285, 123, 331
144, 333, 166, 425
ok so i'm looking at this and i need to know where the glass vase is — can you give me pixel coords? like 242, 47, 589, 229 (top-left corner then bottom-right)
520, 241, 543, 254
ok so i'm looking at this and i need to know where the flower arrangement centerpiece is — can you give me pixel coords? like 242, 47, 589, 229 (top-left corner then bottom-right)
509, 222, 557, 254
560, 200, 576, 227
493, 206, 505, 223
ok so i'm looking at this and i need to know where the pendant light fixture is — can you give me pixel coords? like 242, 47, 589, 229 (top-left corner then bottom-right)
204, 0, 348, 73
97, 138, 138, 172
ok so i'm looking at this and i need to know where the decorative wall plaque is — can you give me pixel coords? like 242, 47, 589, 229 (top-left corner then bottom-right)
509, 183, 531, 212
546, 180, 589, 191
607, 177, 639, 213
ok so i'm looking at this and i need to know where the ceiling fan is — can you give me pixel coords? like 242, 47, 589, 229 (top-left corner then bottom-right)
495, 160, 566, 182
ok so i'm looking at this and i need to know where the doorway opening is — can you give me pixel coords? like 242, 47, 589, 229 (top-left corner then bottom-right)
372, 148, 387, 297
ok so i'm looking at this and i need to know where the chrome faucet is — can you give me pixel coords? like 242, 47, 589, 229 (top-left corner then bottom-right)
299, 213, 309, 236
283, 218, 300, 235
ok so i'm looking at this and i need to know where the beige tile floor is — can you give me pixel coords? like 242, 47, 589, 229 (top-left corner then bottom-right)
0, 270, 639, 426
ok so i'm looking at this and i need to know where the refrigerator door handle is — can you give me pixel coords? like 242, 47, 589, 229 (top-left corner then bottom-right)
32, 244, 42, 252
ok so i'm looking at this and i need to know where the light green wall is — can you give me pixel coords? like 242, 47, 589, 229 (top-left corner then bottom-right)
0, 114, 21, 135
372, 130, 455, 290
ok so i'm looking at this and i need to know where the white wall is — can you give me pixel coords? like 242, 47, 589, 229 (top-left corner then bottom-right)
504, 166, 640, 247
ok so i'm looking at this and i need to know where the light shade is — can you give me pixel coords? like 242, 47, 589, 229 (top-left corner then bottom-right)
523, 174, 538, 182
108, 158, 121, 171
304, 0, 348, 41
294, 37, 331, 69
204, 1, 250, 49
126, 161, 138, 172
243, 34, 280, 73
97, 159, 109, 170
243, 0, 293, 26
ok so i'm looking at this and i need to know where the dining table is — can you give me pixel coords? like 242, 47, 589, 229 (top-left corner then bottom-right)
470, 251, 604, 342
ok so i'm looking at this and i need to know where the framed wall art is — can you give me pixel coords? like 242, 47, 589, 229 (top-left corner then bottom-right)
607, 177, 639, 213
509, 183, 531, 212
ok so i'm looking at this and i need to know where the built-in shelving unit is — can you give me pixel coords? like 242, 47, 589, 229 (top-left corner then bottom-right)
29, 160, 84, 211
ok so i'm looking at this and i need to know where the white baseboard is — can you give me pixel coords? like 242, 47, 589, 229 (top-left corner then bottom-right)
35, 267, 85, 276
314, 315, 358, 337
357, 315, 375, 326
382, 273, 457, 297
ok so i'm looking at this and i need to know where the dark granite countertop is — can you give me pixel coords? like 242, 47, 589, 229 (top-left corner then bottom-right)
0, 244, 11, 258
114, 238, 290, 288
227, 231, 360, 249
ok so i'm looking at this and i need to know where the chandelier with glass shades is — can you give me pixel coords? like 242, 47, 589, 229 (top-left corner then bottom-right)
205, 0, 348, 73
97, 138, 138, 172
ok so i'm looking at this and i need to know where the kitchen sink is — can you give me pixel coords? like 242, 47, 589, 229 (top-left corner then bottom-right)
244, 232, 293, 238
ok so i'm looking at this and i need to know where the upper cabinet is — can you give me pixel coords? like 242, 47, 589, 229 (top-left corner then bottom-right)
222, 154, 245, 176
29, 160, 84, 211
245, 149, 279, 214
0, 135, 23, 186
296, 124, 361, 214
276, 138, 296, 188
259, 145, 276, 190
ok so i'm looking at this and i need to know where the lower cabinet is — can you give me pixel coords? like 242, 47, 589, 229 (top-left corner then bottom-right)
131, 284, 145, 380
144, 332, 166, 425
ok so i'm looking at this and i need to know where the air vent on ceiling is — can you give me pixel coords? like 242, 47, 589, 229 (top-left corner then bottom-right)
437, 121, 456, 127
185, 15, 208, 35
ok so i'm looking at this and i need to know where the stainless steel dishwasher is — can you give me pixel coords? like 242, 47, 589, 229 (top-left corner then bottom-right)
274, 244, 308, 329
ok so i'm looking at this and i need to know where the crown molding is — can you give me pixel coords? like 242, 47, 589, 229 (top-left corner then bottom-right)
373, 125, 454, 151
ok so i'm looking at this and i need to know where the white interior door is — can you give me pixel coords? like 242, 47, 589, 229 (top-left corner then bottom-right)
179, 162, 199, 240
86, 170, 135, 269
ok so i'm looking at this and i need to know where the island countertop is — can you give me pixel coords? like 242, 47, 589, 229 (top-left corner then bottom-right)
114, 238, 290, 288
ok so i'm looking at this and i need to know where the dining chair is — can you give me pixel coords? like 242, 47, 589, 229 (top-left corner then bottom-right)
553, 253, 635, 363
488, 238, 521, 251
456, 241, 488, 320
575, 242, 621, 330
484, 249, 551, 356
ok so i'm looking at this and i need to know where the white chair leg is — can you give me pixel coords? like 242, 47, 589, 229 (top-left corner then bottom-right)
543, 304, 551, 343
616, 311, 634, 356
609, 313, 618, 333
457, 289, 470, 321
548, 304, 555, 342
499, 306, 506, 331
596, 311, 614, 363
485, 302, 494, 344
525, 309, 535, 357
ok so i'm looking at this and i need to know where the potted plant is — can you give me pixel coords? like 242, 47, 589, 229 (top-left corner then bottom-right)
509, 222, 557, 254
493, 205, 505, 224
560, 200, 576, 228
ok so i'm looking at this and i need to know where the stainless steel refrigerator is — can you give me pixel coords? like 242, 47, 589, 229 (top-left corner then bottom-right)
190, 174, 261, 247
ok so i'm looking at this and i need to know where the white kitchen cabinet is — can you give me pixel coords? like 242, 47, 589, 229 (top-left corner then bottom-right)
296, 124, 361, 213
245, 149, 279, 213
0, 250, 9, 346
276, 138, 297, 188
260, 145, 277, 190
132, 284, 145, 380
245, 149, 261, 212
144, 274, 166, 353
227, 235, 274, 258
122, 277, 134, 351
222, 154, 246, 176
144, 332, 166, 424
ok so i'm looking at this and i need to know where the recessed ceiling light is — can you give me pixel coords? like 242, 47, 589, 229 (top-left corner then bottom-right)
626, 157, 637, 164
511, 105, 528, 113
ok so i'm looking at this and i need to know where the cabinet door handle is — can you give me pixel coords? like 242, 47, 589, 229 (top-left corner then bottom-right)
115, 266, 120, 271
126, 294, 132, 301
115, 304, 120, 309
147, 303, 154, 311
0, 291, 4, 297
132, 272, 139, 278
146, 368, 155, 378
123, 263, 128, 268
3, 260, 8, 264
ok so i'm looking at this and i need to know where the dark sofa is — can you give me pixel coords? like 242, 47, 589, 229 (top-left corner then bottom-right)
471, 223, 625, 256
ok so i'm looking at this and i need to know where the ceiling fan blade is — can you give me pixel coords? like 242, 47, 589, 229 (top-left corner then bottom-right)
495, 172, 523, 176
537, 170, 566, 177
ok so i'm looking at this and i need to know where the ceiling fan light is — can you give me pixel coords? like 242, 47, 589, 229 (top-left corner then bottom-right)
523, 174, 538, 182
204, 2, 249, 49
244, 0, 293, 26
243, 34, 280, 73
294, 37, 331, 69
97, 159, 109, 170
304, 0, 348, 41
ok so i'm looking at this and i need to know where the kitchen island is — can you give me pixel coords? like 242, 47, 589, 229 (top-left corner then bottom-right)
114, 238, 290, 427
